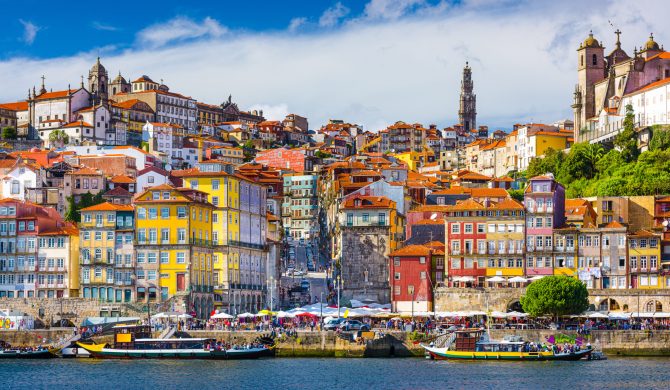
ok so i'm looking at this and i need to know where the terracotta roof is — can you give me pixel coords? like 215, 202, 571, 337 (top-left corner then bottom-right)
267, 212, 280, 222
0, 101, 28, 111
470, 187, 509, 198
110, 174, 135, 184
341, 195, 394, 209
629, 229, 658, 237
457, 172, 492, 181
492, 176, 514, 182
414, 218, 445, 225
351, 170, 382, 177
103, 186, 132, 197
138, 166, 168, 176
35, 89, 77, 100
389, 244, 433, 257
62, 120, 93, 128
625, 75, 670, 96
410, 205, 450, 212
80, 202, 134, 212
70, 166, 101, 176
603, 220, 625, 229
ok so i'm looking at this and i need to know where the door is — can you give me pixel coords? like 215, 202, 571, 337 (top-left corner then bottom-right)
177, 273, 186, 291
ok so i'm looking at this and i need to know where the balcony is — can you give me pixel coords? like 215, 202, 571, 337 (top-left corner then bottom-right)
451, 250, 460, 255
189, 238, 213, 247
478, 249, 487, 255
516, 249, 523, 254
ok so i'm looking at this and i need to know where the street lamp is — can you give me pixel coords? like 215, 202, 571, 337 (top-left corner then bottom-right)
337, 275, 342, 318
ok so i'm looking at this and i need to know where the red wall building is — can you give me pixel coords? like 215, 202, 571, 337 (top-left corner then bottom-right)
389, 245, 434, 313
255, 147, 307, 173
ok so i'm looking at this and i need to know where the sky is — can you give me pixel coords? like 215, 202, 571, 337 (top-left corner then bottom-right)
1, 0, 669, 131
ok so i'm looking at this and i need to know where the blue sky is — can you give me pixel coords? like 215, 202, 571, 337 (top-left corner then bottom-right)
1, 0, 668, 130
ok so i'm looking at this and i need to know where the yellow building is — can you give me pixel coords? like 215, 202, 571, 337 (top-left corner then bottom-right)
79, 202, 135, 302
134, 184, 215, 318
628, 230, 662, 289
392, 150, 435, 171
174, 162, 270, 314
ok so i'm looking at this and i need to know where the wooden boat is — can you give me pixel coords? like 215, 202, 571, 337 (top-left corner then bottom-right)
76, 324, 274, 360
0, 348, 55, 359
422, 329, 592, 361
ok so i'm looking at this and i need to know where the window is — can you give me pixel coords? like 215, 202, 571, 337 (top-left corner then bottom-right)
178, 229, 186, 243
177, 252, 185, 264
106, 231, 114, 241
161, 228, 169, 243
95, 232, 102, 241
464, 224, 473, 234
160, 252, 169, 264
419, 256, 426, 264
148, 208, 157, 219
477, 224, 485, 233
137, 253, 145, 263
177, 207, 186, 219
161, 207, 170, 219
148, 253, 157, 263
592, 54, 597, 65
137, 208, 146, 219
420, 271, 426, 279
378, 213, 386, 225
394, 257, 400, 266
362, 213, 369, 222
451, 224, 460, 234
394, 272, 400, 280
394, 285, 400, 295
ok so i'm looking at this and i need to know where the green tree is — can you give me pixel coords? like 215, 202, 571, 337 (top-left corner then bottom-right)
526, 148, 565, 178
49, 129, 69, 148
614, 104, 639, 162
1, 127, 17, 140
649, 125, 670, 151
64, 196, 79, 223
507, 188, 524, 202
315, 150, 332, 159
520, 276, 589, 318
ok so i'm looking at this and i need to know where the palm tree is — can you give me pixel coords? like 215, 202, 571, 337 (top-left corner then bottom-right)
584, 143, 604, 179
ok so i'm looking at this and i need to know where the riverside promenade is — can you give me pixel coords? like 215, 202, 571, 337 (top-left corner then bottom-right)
2, 329, 670, 357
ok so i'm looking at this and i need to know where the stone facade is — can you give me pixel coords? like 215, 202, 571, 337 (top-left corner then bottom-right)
341, 226, 390, 303
433, 287, 670, 313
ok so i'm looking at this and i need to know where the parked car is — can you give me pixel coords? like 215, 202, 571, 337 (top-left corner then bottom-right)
324, 318, 346, 331
339, 320, 370, 332
300, 279, 310, 290
293, 269, 306, 277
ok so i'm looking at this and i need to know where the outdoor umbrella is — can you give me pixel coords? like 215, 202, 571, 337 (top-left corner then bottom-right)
587, 312, 608, 319
237, 312, 256, 318
528, 275, 545, 281
508, 276, 528, 283
211, 312, 234, 319
459, 276, 476, 282
486, 276, 506, 283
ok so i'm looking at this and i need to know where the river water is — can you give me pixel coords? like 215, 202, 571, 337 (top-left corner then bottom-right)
4, 357, 669, 389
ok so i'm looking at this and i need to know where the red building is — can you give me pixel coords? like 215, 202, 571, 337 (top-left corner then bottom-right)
389, 245, 434, 313
445, 199, 488, 286
254, 147, 312, 173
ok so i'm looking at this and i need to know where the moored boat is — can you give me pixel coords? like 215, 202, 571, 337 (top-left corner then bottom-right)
422, 329, 592, 361
76, 324, 274, 360
0, 348, 55, 359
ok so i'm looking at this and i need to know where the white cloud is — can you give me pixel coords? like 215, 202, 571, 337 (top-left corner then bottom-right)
288, 17, 307, 33
248, 104, 290, 121
19, 19, 40, 45
136, 16, 227, 48
2, 1, 669, 131
361, 0, 425, 21
92, 21, 119, 32
319, 2, 350, 27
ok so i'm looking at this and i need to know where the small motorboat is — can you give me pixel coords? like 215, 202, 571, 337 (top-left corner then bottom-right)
588, 351, 607, 360
211, 345, 274, 360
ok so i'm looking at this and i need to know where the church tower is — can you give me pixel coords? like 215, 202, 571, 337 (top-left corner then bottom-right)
88, 57, 109, 105
458, 62, 476, 132
575, 31, 605, 140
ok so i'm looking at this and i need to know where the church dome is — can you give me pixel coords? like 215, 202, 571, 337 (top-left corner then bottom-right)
582, 31, 601, 48
643, 34, 660, 51
90, 57, 106, 73
112, 72, 127, 84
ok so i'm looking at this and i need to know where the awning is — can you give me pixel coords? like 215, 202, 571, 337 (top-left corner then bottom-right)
508, 276, 528, 283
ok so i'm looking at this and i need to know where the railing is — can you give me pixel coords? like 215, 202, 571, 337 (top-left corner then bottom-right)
189, 238, 213, 247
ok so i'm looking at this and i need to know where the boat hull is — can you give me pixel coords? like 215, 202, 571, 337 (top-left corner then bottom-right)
0, 350, 55, 359
423, 346, 592, 361
76, 342, 273, 360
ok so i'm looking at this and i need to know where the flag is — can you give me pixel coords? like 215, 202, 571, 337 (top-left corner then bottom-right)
343, 309, 349, 318
545, 335, 555, 344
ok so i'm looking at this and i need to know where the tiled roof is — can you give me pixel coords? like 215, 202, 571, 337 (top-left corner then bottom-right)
341, 195, 394, 209
414, 218, 445, 225
103, 186, 132, 197
80, 202, 134, 212
0, 101, 28, 111
389, 244, 433, 257
70, 166, 101, 175
110, 174, 135, 184
62, 120, 93, 128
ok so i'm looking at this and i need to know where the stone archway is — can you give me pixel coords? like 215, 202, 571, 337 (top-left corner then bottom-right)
507, 300, 524, 312
599, 298, 620, 311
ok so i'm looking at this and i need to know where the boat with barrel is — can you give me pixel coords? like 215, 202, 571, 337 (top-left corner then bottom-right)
421, 328, 592, 361
76, 324, 273, 359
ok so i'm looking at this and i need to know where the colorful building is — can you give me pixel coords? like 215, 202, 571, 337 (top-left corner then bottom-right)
79, 202, 135, 302
628, 229, 662, 289
524, 175, 565, 277
134, 184, 214, 318
389, 245, 435, 313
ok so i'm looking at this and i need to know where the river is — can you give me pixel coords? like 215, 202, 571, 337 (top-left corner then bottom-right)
4, 357, 669, 389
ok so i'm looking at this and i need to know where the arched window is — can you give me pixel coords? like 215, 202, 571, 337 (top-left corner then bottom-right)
592, 54, 597, 66
581, 55, 584, 66
645, 300, 663, 312
112, 87, 117, 95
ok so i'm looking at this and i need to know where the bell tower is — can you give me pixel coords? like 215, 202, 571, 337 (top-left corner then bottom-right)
576, 31, 605, 141
458, 62, 476, 132
88, 57, 109, 105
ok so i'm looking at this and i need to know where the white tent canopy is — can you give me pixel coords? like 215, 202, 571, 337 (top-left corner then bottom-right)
237, 312, 256, 318
486, 276, 506, 283
528, 275, 545, 281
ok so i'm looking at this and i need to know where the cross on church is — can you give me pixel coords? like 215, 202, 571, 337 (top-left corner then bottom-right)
615, 29, 621, 42
40, 75, 45, 85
